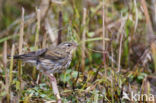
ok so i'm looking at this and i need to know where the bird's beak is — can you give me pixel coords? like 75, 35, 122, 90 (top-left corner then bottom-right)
73, 42, 78, 47
75, 43, 78, 47
71, 41, 78, 48
75, 43, 79, 48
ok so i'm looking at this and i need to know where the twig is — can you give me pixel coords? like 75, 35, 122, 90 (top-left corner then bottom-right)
117, 30, 124, 73
40, 0, 50, 20
134, 0, 138, 32
36, 73, 42, 84
151, 43, 156, 73
117, 16, 128, 73
33, 8, 41, 79
9, 44, 15, 93
102, 0, 107, 76
19, 8, 25, 55
3, 41, 9, 102
3, 41, 7, 68
42, 27, 47, 48
0, 35, 18, 44
111, 44, 114, 68
57, 11, 62, 44
111, 75, 114, 103
92, 65, 103, 82
17, 8, 25, 102
141, 0, 154, 41
81, 8, 87, 72
78, 37, 109, 45
34, 8, 41, 50
87, 48, 107, 54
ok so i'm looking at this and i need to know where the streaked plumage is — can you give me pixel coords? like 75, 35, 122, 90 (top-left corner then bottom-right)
13, 41, 77, 74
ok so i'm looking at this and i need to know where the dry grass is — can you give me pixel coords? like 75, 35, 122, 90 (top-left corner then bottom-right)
0, 0, 156, 102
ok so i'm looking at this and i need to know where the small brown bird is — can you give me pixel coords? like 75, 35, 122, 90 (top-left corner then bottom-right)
13, 41, 78, 74
12, 41, 77, 102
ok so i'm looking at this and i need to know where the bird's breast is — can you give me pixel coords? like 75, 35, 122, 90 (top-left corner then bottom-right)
64, 60, 71, 68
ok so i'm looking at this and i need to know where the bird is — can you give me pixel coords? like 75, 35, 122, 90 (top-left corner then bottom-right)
13, 41, 78, 74
11, 41, 78, 102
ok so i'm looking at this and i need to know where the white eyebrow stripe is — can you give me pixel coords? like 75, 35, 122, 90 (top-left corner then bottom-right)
64, 43, 71, 46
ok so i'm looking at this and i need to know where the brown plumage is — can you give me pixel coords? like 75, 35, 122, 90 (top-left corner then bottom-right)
13, 41, 78, 74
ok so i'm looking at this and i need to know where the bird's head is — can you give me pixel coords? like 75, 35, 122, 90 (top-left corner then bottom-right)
58, 41, 78, 53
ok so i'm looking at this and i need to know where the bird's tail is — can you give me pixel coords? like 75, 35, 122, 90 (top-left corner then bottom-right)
13, 55, 23, 59
8, 54, 27, 59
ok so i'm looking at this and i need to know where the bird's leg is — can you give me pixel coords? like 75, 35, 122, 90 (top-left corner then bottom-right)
36, 64, 41, 84
47, 73, 61, 103
36, 72, 42, 84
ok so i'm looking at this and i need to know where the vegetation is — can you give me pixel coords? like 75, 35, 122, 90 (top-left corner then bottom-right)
0, 0, 156, 102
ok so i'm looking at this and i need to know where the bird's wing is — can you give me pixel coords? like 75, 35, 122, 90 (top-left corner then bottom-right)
40, 47, 67, 60
35, 48, 48, 56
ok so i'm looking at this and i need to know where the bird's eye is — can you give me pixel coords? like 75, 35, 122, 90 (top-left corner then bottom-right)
67, 44, 71, 47
65, 43, 71, 47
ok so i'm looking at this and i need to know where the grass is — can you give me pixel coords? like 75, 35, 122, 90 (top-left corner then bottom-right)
0, 0, 156, 103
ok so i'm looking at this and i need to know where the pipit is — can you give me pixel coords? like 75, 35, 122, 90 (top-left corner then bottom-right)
12, 41, 78, 102
14, 41, 77, 73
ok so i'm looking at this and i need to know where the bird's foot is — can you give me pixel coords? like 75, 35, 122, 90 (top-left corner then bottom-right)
48, 74, 56, 81
56, 94, 61, 103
